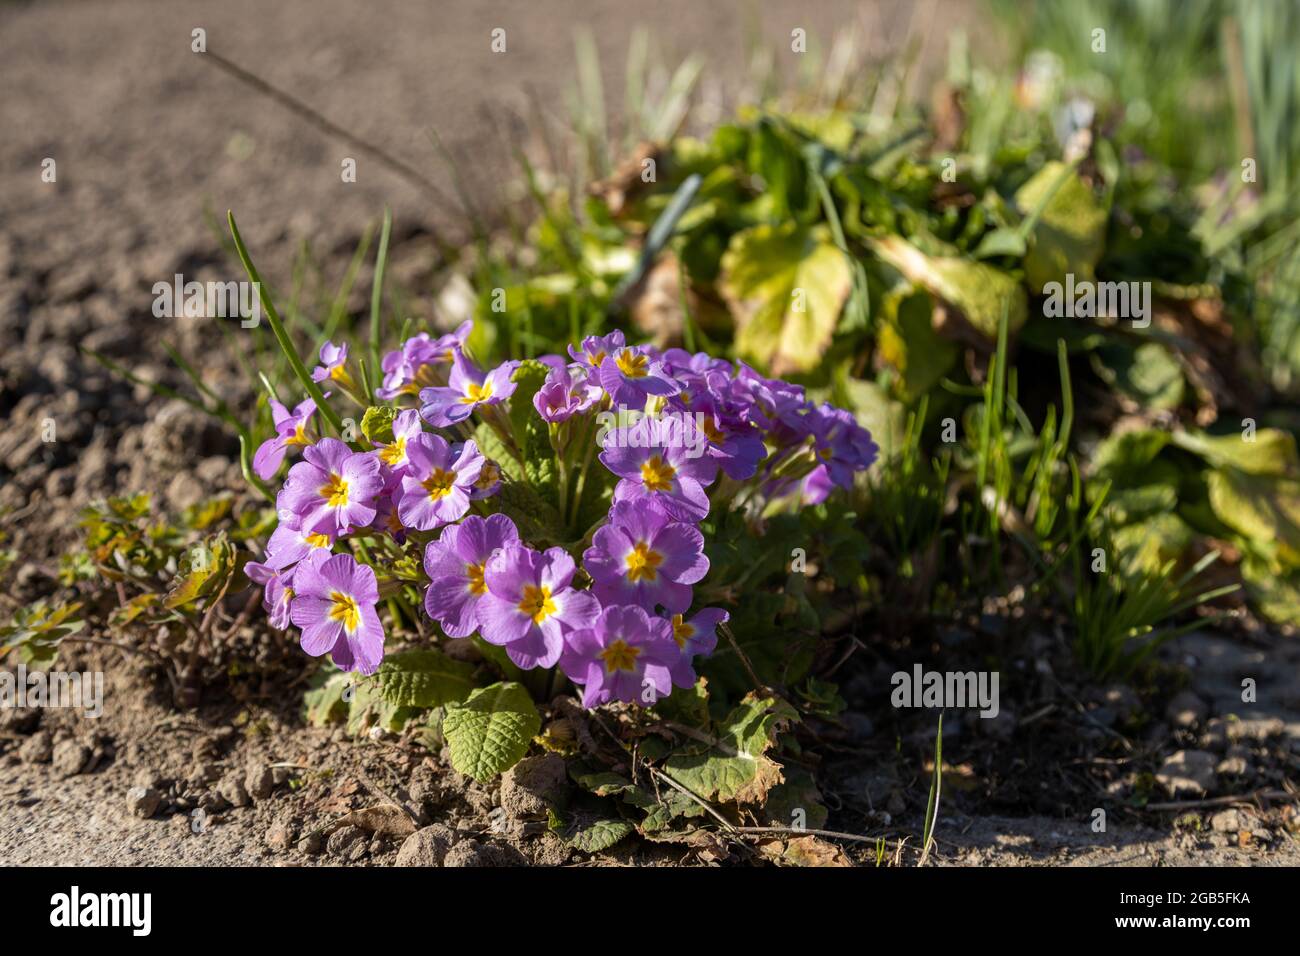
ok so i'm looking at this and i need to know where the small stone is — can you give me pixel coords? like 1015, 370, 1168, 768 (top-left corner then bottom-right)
1227, 717, 1284, 742
1201, 718, 1229, 751
1216, 744, 1250, 776
527, 832, 572, 866
126, 786, 162, 819
0, 708, 40, 735
442, 839, 524, 867
1100, 684, 1141, 721
244, 764, 274, 801
394, 825, 456, 866
266, 820, 295, 852
187, 761, 218, 788
1155, 749, 1217, 796
1165, 690, 1208, 728
52, 739, 91, 777
1210, 809, 1245, 833
327, 824, 365, 857
217, 773, 251, 808
19, 730, 53, 764
500, 754, 568, 820
298, 832, 324, 855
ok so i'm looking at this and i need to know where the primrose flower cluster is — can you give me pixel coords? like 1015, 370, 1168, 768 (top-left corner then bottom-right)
245, 325, 877, 709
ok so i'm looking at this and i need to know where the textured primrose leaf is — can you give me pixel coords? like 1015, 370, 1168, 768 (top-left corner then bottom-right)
720, 222, 852, 375
547, 808, 634, 853
1112, 512, 1195, 575
1014, 160, 1108, 292
1206, 469, 1300, 567
1173, 428, 1300, 477
1242, 558, 1300, 626
346, 679, 416, 736
303, 671, 351, 727
868, 234, 1027, 339
473, 422, 524, 483
375, 648, 476, 709
876, 289, 958, 400
662, 693, 798, 804
1091, 342, 1185, 411
1091, 428, 1171, 484
443, 681, 541, 783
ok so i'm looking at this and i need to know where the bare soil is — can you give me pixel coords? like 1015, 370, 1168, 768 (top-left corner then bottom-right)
2, 0, 1298, 867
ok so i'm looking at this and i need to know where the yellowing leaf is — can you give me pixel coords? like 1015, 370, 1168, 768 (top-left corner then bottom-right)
1014, 161, 1107, 292
1207, 469, 1300, 566
720, 223, 852, 375
868, 234, 1027, 339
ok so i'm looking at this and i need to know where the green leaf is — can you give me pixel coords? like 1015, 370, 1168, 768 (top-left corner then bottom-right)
1242, 558, 1300, 626
163, 534, 240, 610
662, 693, 797, 804
360, 405, 397, 444
868, 234, 1027, 339
1112, 512, 1195, 575
1172, 428, 1300, 477
473, 421, 524, 483
1206, 469, 1300, 566
720, 223, 852, 375
876, 289, 958, 400
304, 670, 351, 726
547, 807, 634, 853
1013, 161, 1108, 292
839, 376, 907, 463
1091, 342, 1185, 411
1091, 428, 1171, 486
443, 681, 541, 782
375, 648, 476, 709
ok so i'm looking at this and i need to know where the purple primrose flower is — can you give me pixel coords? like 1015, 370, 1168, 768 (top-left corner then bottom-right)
289, 551, 384, 675
477, 544, 599, 669
423, 514, 520, 638
559, 604, 678, 708
583, 500, 708, 614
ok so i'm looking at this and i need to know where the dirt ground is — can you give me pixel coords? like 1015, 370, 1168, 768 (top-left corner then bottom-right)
2, 0, 1298, 867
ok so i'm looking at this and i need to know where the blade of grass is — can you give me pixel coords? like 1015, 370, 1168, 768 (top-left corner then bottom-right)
228, 211, 345, 435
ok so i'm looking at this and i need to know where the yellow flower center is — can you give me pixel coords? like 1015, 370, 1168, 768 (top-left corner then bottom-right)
671, 613, 695, 650
379, 435, 407, 466
701, 418, 725, 445
286, 424, 311, 447
517, 584, 557, 625
461, 381, 493, 404
818, 446, 833, 460
466, 562, 486, 596
625, 542, 663, 583
615, 349, 648, 379
640, 455, 676, 492
422, 467, 457, 500
319, 473, 350, 508
306, 532, 332, 549
599, 639, 641, 674
328, 591, 361, 632
587, 350, 607, 367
